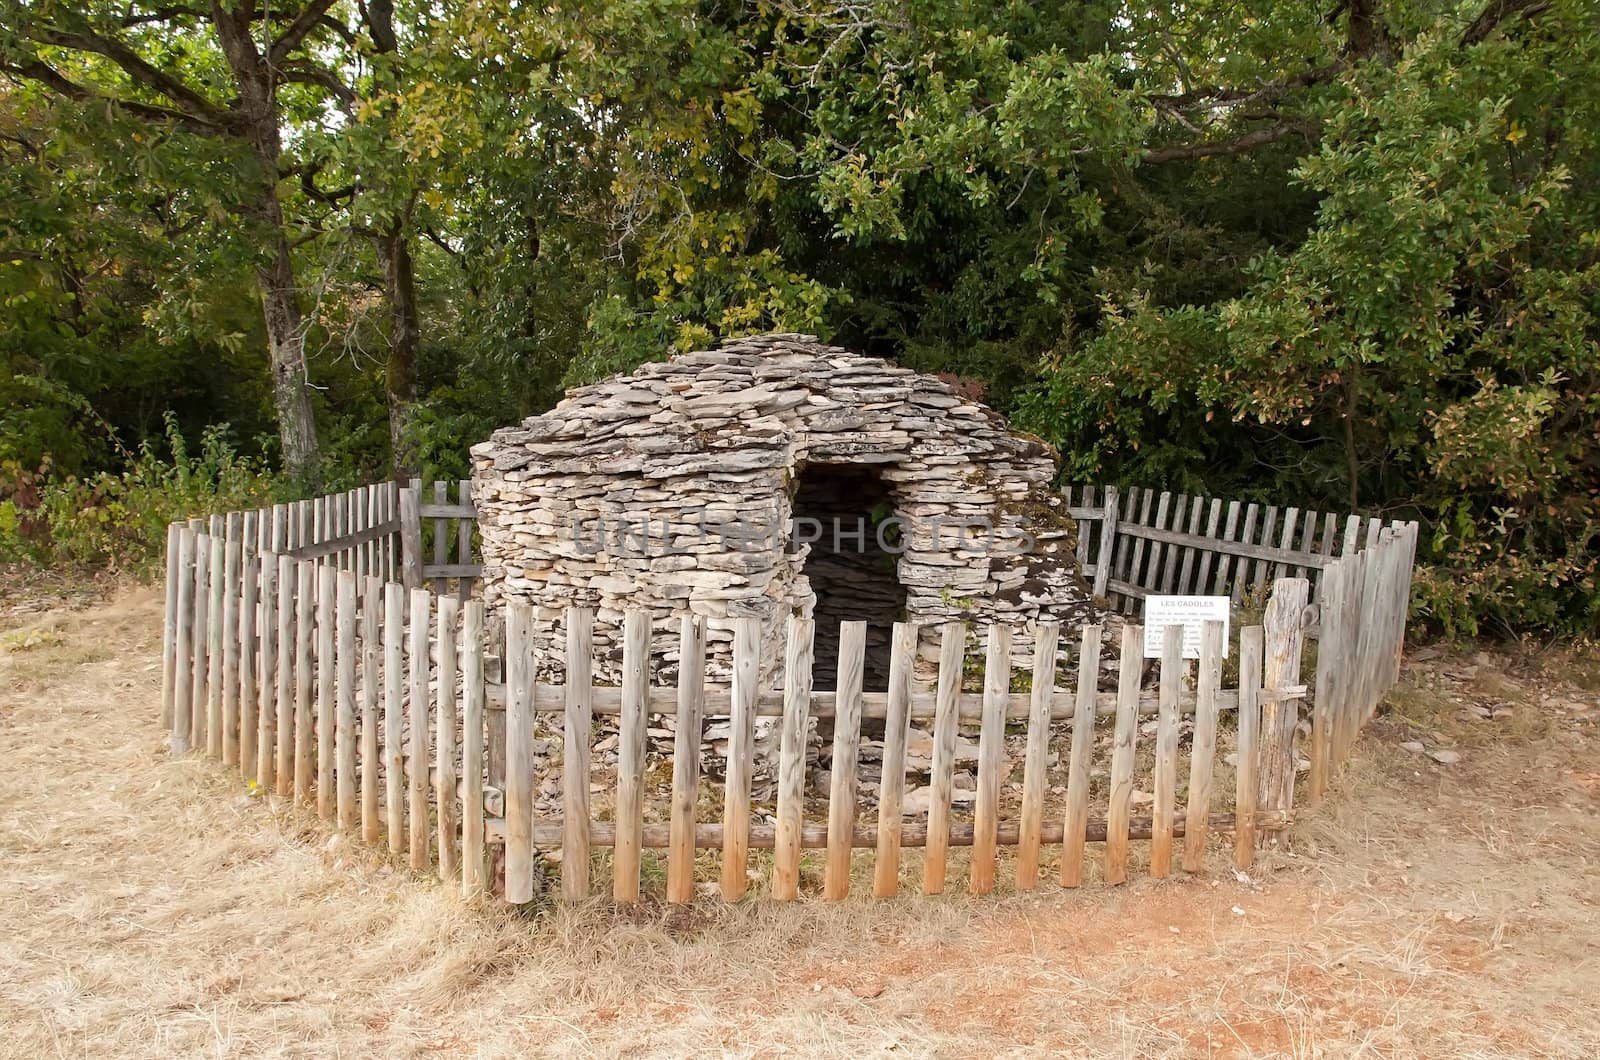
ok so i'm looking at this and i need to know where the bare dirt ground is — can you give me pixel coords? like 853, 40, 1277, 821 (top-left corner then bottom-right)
2, 582, 1597, 1058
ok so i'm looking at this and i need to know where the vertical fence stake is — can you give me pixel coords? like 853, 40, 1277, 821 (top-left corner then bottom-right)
161, 523, 181, 730
383, 584, 406, 855
171, 530, 196, 755
920, 623, 963, 896
1150, 624, 1183, 877
1093, 488, 1118, 599
399, 483, 422, 590
970, 623, 1011, 896
563, 608, 595, 901
1103, 624, 1141, 885
461, 601, 487, 898
1257, 577, 1310, 825
336, 571, 358, 830
360, 577, 382, 843
504, 600, 534, 903
667, 613, 705, 904
238, 540, 257, 778
1016, 622, 1060, 891
293, 560, 316, 804
189, 532, 209, 752
874, 621, 917, 898
1060, 624, 1102, 887
1183, 619, 1224, 871
408, 587, 431, 871
435, 594, 459, 878
773, 616, 815, 901
825, 622, 867, 901
720, 618, 760, 901
256, 554, 278, 787
1234, 626, 1265, 869
316, 565, 337, 821
614, 611, 650, 903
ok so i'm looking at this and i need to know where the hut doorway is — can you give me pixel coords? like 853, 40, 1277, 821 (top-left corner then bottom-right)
789, 463, 907, 691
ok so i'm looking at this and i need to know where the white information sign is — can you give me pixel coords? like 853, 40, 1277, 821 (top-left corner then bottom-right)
1142, 596, 1231, 659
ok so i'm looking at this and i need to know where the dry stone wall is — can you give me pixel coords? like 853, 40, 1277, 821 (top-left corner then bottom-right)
471, 333, 1095, 685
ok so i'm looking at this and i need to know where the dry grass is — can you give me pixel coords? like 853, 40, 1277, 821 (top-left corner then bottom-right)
2, 586, 1597, 1057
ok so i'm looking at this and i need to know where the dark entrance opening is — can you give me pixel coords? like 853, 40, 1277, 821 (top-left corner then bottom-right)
789, 463, 907, 691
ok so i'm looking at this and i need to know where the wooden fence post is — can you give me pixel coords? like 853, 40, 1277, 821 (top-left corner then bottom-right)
336, 571, 358, 831
399, 482, 423, 590
1016, 621, 1060, 890
461, 600, 487, 898
1234, 626, 1264, 869
171, 529, 196, 755
435, 594, 459, 878
206, 533, 225, 758
189, 532, 210, 751
161, 523, 181, 730
773, 615, 815, 901
383, 584, 406, 855
408, 587, 431, 870
313, 565, 335, 819
1256, 577, 1310, 823
720, 618, 760, 901
1183, 619, 1224, 871
613, 610, 650, 903
918, 622, 962, 896
504, 600, 535, 903
666, 613, 705, 904
238, 539, 258, 778
561, 608, 596, 900
1104, 624, 1141, 884
255, 553, 278, 787
970, 623, 1011, 895
874, 621, 917, 897
1059, 623, 1101, 887
221, 539, 241, 766
1308, 560, 1347, 802
826, 621, 869, 900
1150, 624, 1183, 877
1093, 487, 1118, 599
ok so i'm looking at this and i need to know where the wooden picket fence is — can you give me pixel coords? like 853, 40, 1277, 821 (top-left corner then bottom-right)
158, 483, 1417, 904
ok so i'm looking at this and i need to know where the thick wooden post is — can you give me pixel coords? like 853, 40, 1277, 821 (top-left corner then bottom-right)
399, 482, 423, 589
1256, 577, 1310, 822
1093, 487, 1118, 599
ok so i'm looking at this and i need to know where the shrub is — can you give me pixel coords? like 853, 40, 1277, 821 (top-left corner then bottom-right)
0, 415, 280, 576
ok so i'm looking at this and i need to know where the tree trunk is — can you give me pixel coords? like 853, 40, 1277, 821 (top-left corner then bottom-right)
377, 230, 420, 478
212, 4, 320, 485
260, 212, 320, 485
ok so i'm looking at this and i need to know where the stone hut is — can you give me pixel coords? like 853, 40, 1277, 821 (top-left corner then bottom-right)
470, 333, 1095, 687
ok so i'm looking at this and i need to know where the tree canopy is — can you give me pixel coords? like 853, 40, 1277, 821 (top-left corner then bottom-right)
1, 0, 1595, 634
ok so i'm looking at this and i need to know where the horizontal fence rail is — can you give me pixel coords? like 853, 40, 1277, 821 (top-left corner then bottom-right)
1063, 484, 1399, 613
158, 480, 1417, 905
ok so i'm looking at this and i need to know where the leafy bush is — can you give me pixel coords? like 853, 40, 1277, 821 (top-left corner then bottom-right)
0, 416, 280, 575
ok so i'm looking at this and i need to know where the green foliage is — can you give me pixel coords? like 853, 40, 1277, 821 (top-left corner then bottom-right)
0, 416, 280, 573
1, 0, 1596, 636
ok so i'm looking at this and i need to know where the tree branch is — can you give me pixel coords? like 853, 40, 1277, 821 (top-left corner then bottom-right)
27, 15, 227, 122
1460, 0, 1553, 45
269, 0, 342, 66
278, 60, 356, 108
1142, 122, 1307, 164
0, 58, 226, 135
